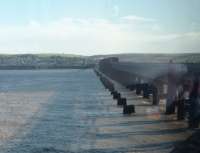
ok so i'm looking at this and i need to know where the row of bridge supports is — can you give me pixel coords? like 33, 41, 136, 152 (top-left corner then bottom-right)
94, 69, 135, 115
129, 76, 200, 129
95, 67, 200, 129
126, 83, 159, 105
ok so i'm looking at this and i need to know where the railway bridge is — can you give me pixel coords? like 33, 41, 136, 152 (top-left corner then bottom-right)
97, 57, 200, 117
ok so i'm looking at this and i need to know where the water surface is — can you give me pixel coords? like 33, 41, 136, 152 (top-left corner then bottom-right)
0, 69, 125, 153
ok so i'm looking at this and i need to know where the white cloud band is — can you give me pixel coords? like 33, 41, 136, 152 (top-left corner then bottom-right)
0, 16, 199, 55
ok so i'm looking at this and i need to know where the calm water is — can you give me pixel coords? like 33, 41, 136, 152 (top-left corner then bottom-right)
0, 69, 125, 153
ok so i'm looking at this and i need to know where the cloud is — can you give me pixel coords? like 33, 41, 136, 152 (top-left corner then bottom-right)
0, 16, 199, 55
121, 15, 156, 22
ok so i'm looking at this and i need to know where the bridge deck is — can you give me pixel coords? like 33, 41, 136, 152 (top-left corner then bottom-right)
111, 62, 187, 81
99, 59, 200, 83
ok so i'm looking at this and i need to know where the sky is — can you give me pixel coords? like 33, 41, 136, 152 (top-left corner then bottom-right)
0, 0, 199, 55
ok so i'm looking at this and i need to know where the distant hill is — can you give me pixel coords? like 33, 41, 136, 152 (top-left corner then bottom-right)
0, 54, 94, 69
0, 53, 199, 69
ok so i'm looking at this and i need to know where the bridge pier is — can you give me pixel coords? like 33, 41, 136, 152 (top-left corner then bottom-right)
142, 83, 150, 99
113, 92, 121, 100
123, 104, 135, 115
126, 84, 136, 91
177, 99, 185, 120
136, 84, 142, 95
117, 97, 127, 106
152, 86, 159, 105
166, 101, 176, 114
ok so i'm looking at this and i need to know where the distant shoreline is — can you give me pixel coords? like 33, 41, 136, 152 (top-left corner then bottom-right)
0, 65, 94, 70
